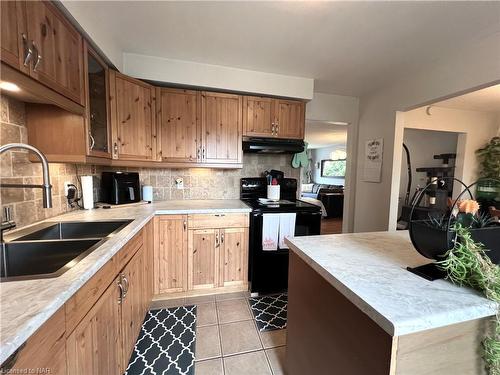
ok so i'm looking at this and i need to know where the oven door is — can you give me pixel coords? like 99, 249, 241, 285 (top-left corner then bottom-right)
248, 210, 321, 294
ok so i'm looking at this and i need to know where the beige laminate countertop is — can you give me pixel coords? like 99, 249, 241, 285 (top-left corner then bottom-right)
0, 199, 251, 364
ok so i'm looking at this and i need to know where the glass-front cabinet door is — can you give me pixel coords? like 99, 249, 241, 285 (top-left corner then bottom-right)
85, 41, 111, 158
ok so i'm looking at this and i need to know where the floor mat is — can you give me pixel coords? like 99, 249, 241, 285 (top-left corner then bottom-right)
125, 305, 197, 375
249, 293, 287, 332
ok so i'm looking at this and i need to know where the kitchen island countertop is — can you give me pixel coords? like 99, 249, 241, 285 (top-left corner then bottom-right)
286, 231, 497, 336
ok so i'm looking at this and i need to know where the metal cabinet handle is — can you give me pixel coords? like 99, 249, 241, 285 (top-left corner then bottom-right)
21, 34, 33, 66
0, 343, 25, 372
214, 214, 226, 217
215, 232, 219, 247
32, 42, 42, 72
113, 142, 118, 156
117, 280, 124, 304
202, 147, 205, 160
197, 147, 201, 161
89, 132, 95, 150
221, 232, 224, 244
271, 123, 275, 136
183, 220, 187, 231
121, 274, 129, 299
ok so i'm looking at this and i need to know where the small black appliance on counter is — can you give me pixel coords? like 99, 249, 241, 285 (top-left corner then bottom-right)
100, 172, 141, 205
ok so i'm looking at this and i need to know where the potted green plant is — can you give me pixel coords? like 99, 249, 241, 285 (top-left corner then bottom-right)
438, 224, 500, 374
476, 137, 500, 206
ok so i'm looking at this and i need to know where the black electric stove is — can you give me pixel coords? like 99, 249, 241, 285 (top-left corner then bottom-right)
241, 178, 322, 295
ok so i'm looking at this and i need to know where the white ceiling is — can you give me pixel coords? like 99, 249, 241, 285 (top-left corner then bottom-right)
63, 1, 500, 97
305, 121, 347, 149
434, 84, 500, 113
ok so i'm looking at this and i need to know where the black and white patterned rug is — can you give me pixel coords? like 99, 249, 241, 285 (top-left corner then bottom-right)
125, 305, 197, 375
249, 293, 287, 332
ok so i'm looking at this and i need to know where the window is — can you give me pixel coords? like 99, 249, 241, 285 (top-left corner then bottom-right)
321, 159, 346, 177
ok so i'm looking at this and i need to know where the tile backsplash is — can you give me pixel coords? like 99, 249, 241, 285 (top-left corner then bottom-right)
1, 95, 299, 228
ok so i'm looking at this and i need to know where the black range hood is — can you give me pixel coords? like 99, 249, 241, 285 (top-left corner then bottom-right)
242, 137, 304, 154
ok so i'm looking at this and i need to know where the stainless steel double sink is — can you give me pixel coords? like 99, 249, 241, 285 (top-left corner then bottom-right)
1, 220, 132, 282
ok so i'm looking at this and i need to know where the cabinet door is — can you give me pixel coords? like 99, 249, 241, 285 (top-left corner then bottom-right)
188, 229, 219, 290
202, 92, 242, 164
25, 0, 84, 104
84, 41, 111, 158
154, 215, 188, 294
1, 1, 28, 73
219, 228, 248, 287
120, 247, 146, 367
66, 276, 123, 375
242, 96, 274, 137
111, 72, 155, 160
274, 99, 305, 139
9, 309, 66, 375
158, 88, 200, 163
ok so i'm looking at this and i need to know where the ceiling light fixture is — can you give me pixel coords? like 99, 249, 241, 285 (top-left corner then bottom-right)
0, 81, 20, 92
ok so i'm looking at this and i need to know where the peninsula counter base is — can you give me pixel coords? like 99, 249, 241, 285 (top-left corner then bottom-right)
286, 253, 491, 375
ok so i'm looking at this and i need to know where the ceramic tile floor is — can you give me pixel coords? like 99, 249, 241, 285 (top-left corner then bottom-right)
150, 292, 287, 375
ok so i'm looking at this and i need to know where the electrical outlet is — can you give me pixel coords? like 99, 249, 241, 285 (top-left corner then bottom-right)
175, 178, 184, 190
64, 181, 72, 197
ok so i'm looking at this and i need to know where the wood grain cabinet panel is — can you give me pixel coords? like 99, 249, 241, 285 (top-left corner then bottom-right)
9, 308, 66, 375
202, 92, 242, 164
188, 228, 219, 290
25, 0, 84, 105
0, 0, 28, 73
66, 277, 123, 375
274, 99, 305, 139
157, 88, 201, 163
219, 227, 248, 287
111, 71, 156, 161
154, 215, 188, 294
120, 247, 146, 367
242, 96, 274, 137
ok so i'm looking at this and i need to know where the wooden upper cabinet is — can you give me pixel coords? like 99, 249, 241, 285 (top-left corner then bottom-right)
202, 92, 242, 164
157, 88, 200, 163
84, 41, 111, 158
110, 71, 156, 161
0, 1, 28, 73
243, 96, 274, 137
66, 277, 123, 375
154, 216, 188, 294
274, 99, 305, 139
25, 0, 84, 104
243, 96, 305, 140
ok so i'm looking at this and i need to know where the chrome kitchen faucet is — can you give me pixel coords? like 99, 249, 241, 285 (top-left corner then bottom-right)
0, 143, 53, 236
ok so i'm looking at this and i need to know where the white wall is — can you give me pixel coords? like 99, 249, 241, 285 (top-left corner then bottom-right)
123, 53, 314, 100
305, 92, 359, 232
354, 31, 500, 233
311, 146, 346, 185
398, 128, 458, 215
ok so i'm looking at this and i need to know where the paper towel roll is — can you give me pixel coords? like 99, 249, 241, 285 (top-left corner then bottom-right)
81, 176, 94, 209
143, 185, 153, 202
267, 185, 280, 200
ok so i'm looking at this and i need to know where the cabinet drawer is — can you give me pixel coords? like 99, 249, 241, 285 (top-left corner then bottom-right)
187, 213, 249, 229
117, 229, 144, 271
10, 308, 66, 375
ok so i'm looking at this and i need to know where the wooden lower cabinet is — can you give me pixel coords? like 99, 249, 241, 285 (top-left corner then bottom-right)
120, 246, 146, 367
9, 308, 67, 375
188, 228, 219, 290
219, 227, 249, 288
154, 213, 249, 298
66, 276, 123, 375
154, 215, 188, 294
187, 227, 248, 291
